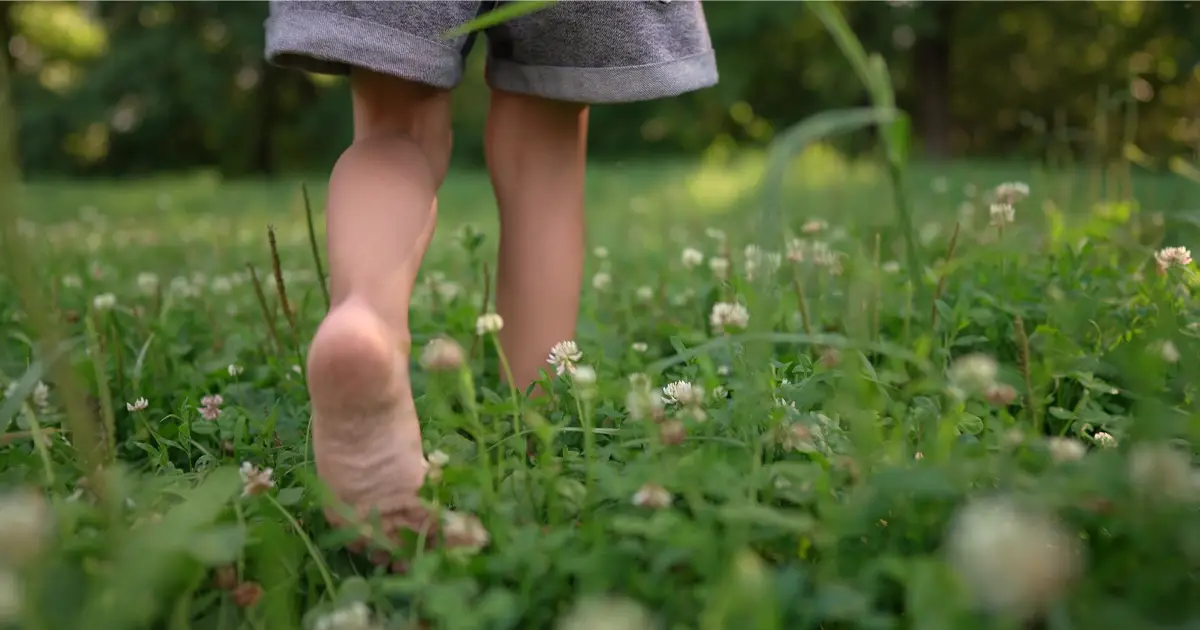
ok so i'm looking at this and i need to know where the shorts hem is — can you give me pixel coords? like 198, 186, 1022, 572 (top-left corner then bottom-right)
264, 9, 464, 89
485, 50, 719, 104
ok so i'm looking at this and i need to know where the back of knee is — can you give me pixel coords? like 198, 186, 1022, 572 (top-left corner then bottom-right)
350, 75, 453, 187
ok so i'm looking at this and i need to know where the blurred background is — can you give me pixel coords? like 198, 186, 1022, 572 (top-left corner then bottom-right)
7, 0, 1200, 179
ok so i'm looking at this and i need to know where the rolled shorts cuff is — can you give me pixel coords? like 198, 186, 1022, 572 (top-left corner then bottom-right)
265, 9, 464, 89
486, 50, 719, 104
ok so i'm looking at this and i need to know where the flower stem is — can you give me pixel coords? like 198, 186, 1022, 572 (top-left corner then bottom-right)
573, 387, 595, 500
265, 493, 336, 597
454, 366, 497, 507
491, 335, 524, 461
21, 402, 54, 486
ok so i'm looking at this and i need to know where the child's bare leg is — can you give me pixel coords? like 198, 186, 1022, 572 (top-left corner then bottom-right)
485, 89, 589, 387
307, 69, 451, 536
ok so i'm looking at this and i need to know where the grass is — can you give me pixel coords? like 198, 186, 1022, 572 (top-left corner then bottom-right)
2, 152, 1200, 630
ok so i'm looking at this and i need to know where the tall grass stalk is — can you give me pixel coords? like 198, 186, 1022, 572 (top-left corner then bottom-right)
0, 43, 107, 491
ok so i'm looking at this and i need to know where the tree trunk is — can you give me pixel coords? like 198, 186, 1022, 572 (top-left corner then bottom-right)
0, 2, 14, 74
253, 64, 278, 176
913, 3, 957, 159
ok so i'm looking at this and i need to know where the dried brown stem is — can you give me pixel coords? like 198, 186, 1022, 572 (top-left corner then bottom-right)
268, 225, 298, 343
301, 184, 332, 311
790, 270, 814, 338
1013, 315, 1038, 429
247, 263, 281, 355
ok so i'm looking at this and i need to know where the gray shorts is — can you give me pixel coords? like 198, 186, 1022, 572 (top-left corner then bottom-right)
265, 1, 718, 104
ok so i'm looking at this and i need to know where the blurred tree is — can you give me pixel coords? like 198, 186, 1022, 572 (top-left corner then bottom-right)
4, 0, 1198, 177
0, 2, 13, 74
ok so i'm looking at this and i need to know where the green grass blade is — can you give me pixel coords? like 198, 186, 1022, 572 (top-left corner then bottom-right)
749, 107, 899, 375
808, 2, 921, 287
0, 337, 78, 429
442, 0, 556, 38
646, 331, 933, 375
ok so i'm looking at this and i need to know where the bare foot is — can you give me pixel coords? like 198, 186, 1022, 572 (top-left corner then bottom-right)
306, 300, 434, 554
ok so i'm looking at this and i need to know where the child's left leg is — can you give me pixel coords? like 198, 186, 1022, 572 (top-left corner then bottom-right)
266, 1, 484, 543
306, 69, 451, 538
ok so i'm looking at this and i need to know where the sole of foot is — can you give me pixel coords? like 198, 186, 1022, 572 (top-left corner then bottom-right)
306, 299, 437, 563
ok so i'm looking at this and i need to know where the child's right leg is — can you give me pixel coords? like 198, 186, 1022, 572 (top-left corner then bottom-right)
306, 69, 451, 535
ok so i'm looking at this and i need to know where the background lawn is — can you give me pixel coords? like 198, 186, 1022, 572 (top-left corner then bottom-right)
3, 155, 1200, 629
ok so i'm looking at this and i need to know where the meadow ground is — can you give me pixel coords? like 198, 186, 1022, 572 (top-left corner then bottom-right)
2, 153, 1200, 630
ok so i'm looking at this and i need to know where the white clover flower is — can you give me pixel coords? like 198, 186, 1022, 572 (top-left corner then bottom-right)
442, 510, 490, 553
591, 272, 611, 291
708, 256, 730, 279
661, 380, 704, 407
126, 397, 148, 412
681, 247, 704, 269
592, 246, 609, 259
781, 423, 820, 453
210, 276, 233, 294
944, 496, 1083, 619
1092, 432, 1117, 448
801, 219, 827, 234
170, 276, 200, 298
428, 449, 450, 467
948, 353, 999, 395
426, 449, 450, 482
136, 272, 159, 294
475, 313, 504, 335
1046, 437, 1086, 463
556, 595, 657, 630
434, 280, 461, 302
809, 240, 843, 274
1129, 442, 1196, 503
573, 365, 597, 387
227, 364, 244, 377
1158, 340, 1181, 363
709, 302, 750, 332
1155, 246, 1192, 273
631, 483, 672, 509
547, 340, 583, 375
30, 381, 49, 410
92, 293, 117, 311
993, 181, 1030, 205
420, 337, 466, 371
239, 462, 275, 497
635, 285, 654, 302
786, 238, 807, 263
631, 342, 648, 353
0, 489, 49, 569
313, 602, 374, 630
989, 203, 1015, 227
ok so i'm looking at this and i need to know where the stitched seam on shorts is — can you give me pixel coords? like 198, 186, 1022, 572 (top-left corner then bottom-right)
486, 50, 718, 103
498, 49, 717, 74
275, 9, 462, 54
265, 9, 464, 86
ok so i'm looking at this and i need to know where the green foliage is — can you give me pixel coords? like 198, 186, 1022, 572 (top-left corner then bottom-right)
6, 1, 1200, 175
1, 151, 1200, 627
